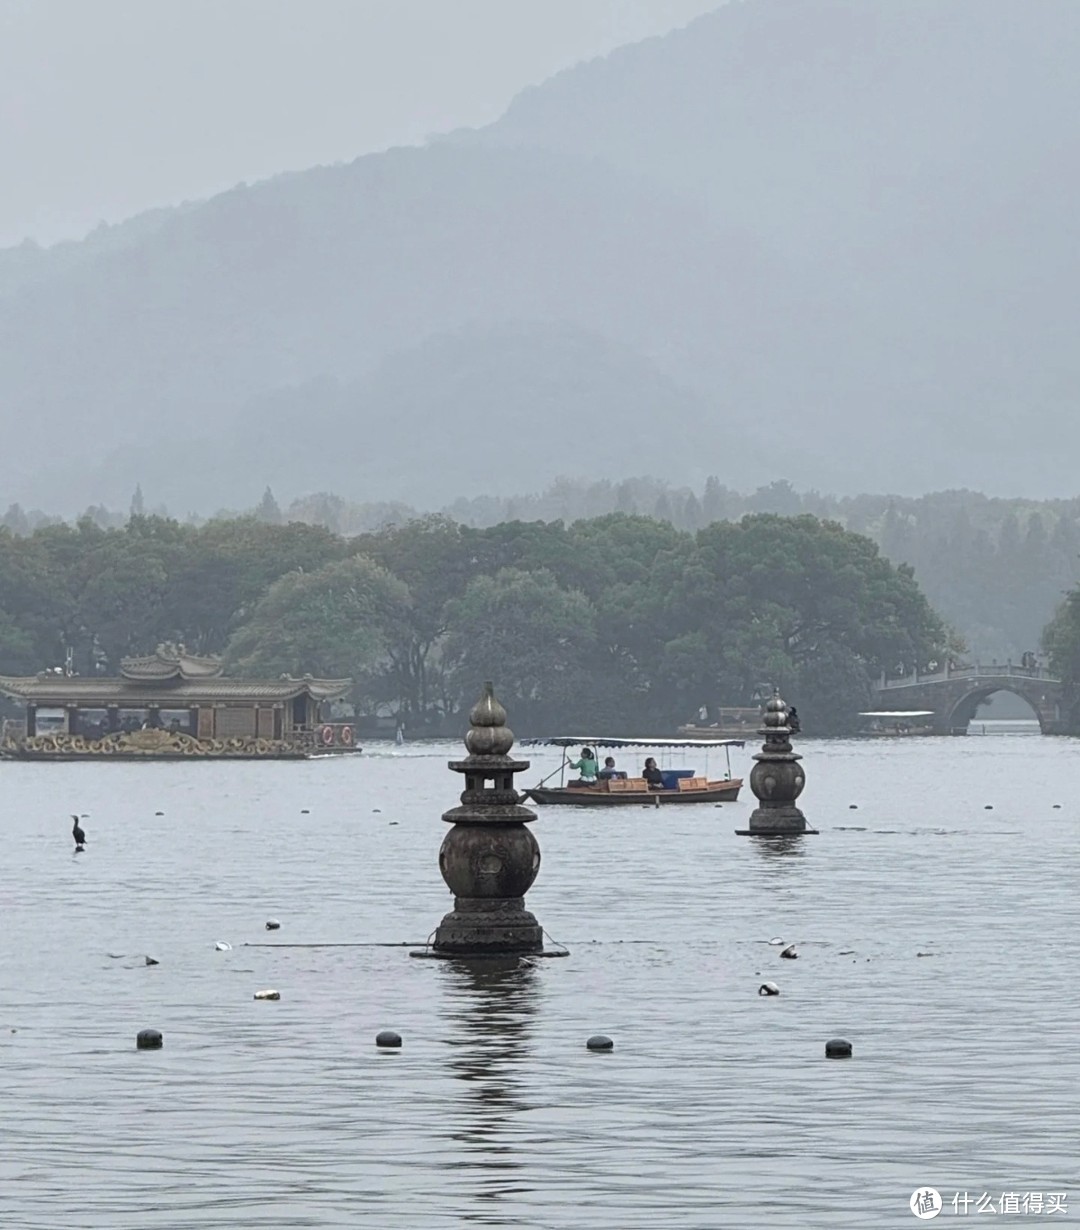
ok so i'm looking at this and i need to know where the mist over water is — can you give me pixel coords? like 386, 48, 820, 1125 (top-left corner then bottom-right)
3, 735, 1078, 1227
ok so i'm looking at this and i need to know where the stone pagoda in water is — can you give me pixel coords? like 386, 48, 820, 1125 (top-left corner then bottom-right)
425, 682, 544, 955
743, 690, 809, 836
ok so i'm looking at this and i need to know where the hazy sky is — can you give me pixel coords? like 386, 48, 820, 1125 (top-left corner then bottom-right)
0, 0, 721, 248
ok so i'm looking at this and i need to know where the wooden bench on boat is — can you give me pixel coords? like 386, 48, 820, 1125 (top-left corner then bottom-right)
677, 776, 710, 791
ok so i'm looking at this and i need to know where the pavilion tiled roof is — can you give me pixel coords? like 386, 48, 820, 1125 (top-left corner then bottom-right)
119, 647, 224, 680
0, 674, 351, 705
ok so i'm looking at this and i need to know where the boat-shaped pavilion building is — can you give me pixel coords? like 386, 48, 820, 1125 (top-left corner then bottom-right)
0, 645, 355, 759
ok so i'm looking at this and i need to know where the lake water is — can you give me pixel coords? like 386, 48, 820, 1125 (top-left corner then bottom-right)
2, 729, 1079, 1228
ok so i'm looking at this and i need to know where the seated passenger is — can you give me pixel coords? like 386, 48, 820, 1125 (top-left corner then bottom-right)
597, 756, 619, 779
567, 746, 599, 785
642, 757, 665, 790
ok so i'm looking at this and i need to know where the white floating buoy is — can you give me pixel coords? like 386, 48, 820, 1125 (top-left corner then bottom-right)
214, 941, 232, 952
768, 937, 784, 946
758, 981, 780, 996
253, 989, 280, 1001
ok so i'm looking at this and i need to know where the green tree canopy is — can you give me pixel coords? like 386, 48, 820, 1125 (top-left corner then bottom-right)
443, 568, 599, 730
0, 505, 953, 736
224, 555, 411, 709
1041, 588, 1080, 727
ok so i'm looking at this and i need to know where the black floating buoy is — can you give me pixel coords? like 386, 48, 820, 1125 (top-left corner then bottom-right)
300, 809, 310, 815
154, 811, 164, 817
984, 805, 993, 810
137, 1029, 163, 1050
780, 944, 798, 959
265, 919, 281, 931
145, 956, 160, 966
373, 808, 381, 814
825, 1038, 852, 1059
758, 981, 780, 996
849, 804, 858, 810
376, 1030, 402, 1049
1053, 804, 1062, 809
586, 1034, 614, 1051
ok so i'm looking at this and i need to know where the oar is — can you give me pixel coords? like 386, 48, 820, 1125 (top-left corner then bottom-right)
526, 751, 568, 793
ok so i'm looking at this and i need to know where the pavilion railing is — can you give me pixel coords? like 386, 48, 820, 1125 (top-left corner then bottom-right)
878, 663, 1058, 689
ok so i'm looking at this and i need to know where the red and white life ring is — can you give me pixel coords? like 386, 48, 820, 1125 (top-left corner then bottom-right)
319, 724, 335, 746
340, 725, 354, 746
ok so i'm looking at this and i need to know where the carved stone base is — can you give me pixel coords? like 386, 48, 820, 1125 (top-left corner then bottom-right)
746, 804, 809, 835
432, 896, 543, 955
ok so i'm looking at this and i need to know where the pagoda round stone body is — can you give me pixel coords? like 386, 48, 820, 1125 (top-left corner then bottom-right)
431, 683, 544, 955
748, 759, 805, 806
439, 824, 540, 901
746, 691, 808, 836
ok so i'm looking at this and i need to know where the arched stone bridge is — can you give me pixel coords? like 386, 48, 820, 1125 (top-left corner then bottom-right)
872, 663, 1069, 735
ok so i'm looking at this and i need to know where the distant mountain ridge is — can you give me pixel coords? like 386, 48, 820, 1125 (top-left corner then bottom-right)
94, 321, 763, 510
3, 0, 1079, 511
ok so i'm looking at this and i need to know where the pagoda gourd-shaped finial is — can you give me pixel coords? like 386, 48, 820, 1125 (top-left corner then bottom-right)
743, 689, 809, 836
422, 682, 544, 955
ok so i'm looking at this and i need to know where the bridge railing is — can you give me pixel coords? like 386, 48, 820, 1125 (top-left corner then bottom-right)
878, 663, 1058, 689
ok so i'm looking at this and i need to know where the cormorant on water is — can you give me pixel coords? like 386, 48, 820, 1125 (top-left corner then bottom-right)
71, 815, 86, 852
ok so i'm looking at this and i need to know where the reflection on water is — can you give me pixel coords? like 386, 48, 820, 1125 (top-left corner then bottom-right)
749, 833, 810, 866
441, 958, 538, 1218
2, 736, 1080, 1228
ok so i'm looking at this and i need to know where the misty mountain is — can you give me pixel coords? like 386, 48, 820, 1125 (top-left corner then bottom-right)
4, 0, 1080, 510
1, 142, 794, 511
469, 0, 1080, 491
101, 322, 760, 511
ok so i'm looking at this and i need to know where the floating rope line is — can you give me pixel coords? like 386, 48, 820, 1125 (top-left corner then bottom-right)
242, 942, 428, 948
243, 938, 655, 949
541, 929, 570, 956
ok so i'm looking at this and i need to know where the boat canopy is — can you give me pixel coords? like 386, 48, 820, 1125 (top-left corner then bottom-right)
523, 735, 746, 749
858, 711, 934, 719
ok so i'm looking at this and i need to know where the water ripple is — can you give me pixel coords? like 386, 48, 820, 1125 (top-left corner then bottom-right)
2, 739, 1079, 1226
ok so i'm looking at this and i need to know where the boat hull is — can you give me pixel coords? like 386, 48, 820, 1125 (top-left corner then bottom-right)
0, 730, 361, 761
525, 780, 742, 805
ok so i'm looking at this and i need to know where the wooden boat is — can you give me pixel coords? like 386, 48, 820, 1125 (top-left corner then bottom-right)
526, 776, 742, 805
858, 710, 935, 737
520, 735, 744, 806
676, 706, 761, 739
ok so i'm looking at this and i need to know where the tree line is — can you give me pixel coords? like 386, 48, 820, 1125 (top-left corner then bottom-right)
1041, 588, 1080, 729
0, 511, 952, 736
5, 475, 1076, 669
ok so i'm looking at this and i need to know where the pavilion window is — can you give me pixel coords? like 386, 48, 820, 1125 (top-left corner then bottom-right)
73, 708, 108, 739
159, 708, 194, 735
214, 708, 257, 737
35, 707, 67, 735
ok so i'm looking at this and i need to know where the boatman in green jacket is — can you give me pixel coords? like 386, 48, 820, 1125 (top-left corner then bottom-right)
567, 746, 599, 786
